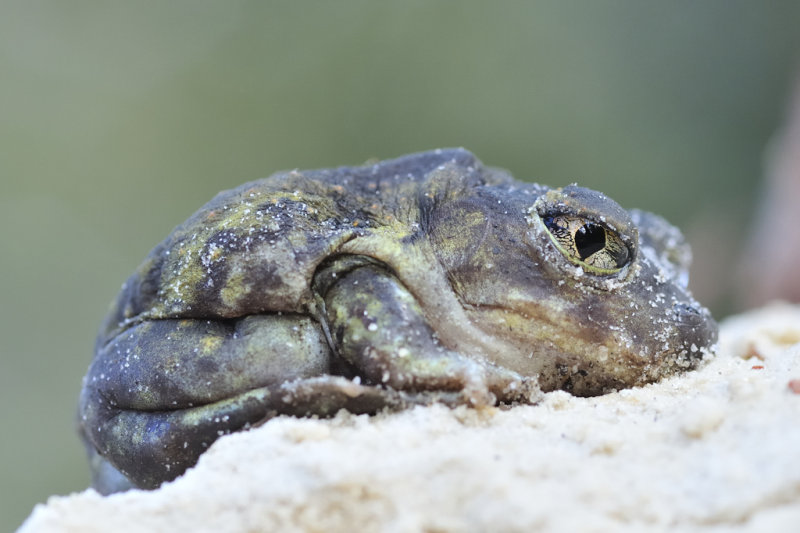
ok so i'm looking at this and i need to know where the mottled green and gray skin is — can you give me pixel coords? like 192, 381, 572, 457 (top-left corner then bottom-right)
79, 148, 717, 493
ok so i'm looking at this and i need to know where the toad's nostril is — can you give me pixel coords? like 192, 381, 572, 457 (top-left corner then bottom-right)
672, 302, 703, 325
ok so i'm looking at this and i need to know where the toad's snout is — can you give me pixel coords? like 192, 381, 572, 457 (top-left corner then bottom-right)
672, 301, 718, 359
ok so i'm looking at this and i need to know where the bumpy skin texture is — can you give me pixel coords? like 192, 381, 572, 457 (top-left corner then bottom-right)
79, 148, 717, 493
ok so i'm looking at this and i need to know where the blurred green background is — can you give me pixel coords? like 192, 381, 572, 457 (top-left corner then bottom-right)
3, 1, 799, 529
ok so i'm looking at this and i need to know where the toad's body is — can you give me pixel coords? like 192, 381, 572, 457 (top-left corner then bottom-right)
80, 149, 717, 492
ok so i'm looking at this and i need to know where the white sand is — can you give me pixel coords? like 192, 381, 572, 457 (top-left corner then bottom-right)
20, 304, 800, 533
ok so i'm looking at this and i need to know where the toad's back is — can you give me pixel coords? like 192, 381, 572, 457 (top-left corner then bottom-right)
98, 148, 511, 344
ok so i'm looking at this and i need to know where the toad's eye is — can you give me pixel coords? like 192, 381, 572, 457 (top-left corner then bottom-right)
542, 215, 630, 274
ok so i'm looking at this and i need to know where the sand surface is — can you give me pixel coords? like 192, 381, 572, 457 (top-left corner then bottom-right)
19, 304, 800, 533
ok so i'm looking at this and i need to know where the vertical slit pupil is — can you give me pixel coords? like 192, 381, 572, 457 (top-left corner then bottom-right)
575, 223, 606, 259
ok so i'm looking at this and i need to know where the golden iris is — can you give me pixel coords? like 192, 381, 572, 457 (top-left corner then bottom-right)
542, 215, 629, 274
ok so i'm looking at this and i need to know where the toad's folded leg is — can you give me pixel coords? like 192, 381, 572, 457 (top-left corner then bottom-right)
316, 258, 539, 407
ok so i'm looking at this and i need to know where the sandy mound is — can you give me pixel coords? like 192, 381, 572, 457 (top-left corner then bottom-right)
20, 305, 800, 533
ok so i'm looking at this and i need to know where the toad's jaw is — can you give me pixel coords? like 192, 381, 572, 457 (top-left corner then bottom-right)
461, 301, 715, 395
